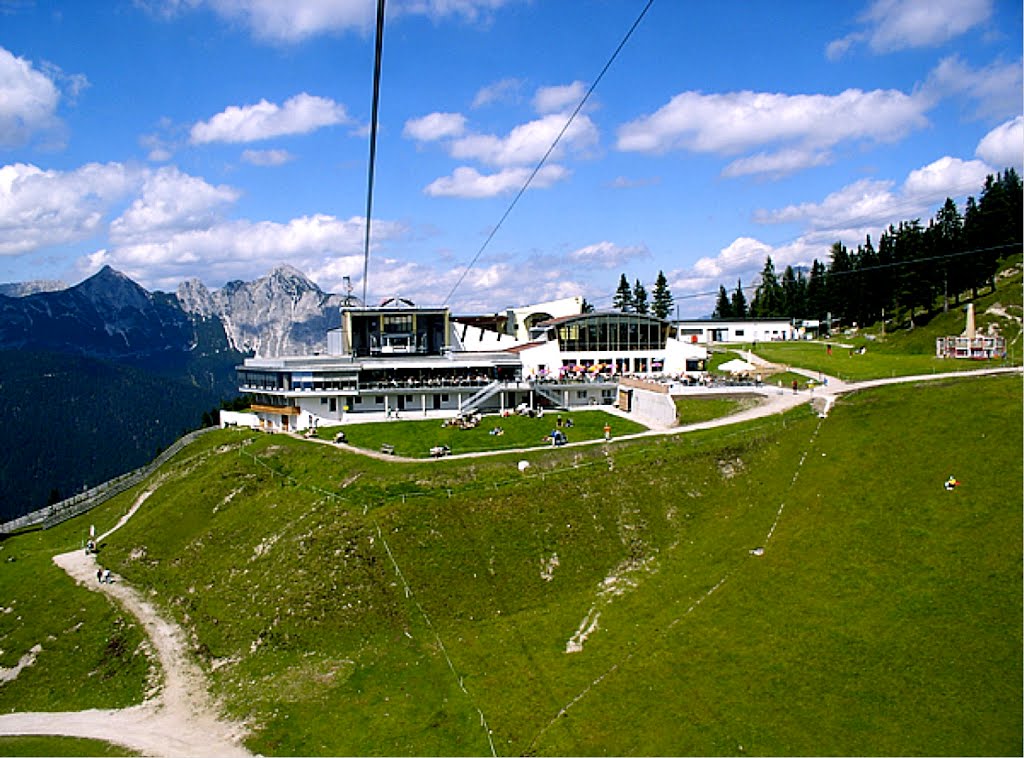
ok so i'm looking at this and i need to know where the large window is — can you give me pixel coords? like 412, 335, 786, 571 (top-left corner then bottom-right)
555, 314, 668, 352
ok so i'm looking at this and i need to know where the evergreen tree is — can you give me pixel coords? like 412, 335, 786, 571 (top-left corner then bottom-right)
651, 270, 674, 319
633, 279, 649, 314
929, 199, 963, 310
781, 265, 806, 318
612, 273, 633, 312
730, 279, 748, 318
713, 285, 732, 319
580, 298, 595, 314
893, 220, 932, 327
825, 242, 852, 326
751, 256, 783, 317
805, 260, 827, 325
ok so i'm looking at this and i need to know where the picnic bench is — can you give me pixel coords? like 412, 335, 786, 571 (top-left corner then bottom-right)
380, 443, 396, 455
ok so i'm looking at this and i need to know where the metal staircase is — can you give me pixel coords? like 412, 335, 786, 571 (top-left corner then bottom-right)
459, 380, 505, 414
531, 382, 568, 409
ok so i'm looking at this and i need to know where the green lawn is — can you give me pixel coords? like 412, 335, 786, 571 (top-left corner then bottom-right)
0, 736, 139, 756
673, 394, 761, 425
314, 409, 647, 456
753, 339, 1015, 381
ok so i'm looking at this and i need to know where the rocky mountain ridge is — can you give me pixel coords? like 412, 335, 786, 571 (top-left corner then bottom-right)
0, 264, 349, 359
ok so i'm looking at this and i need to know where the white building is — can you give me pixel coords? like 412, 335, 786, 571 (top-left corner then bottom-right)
237, 302, 707, 431
673, 318, 796, 344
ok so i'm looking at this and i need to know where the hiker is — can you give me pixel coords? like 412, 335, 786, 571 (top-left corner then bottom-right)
792, 379, 798, 394
102, 569, 112, 584
97, 569, 103, 583
603, 423, 611, 441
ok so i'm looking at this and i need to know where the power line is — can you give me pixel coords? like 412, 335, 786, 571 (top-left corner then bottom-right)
441, 0, 657, 306
360, 0, 387, 309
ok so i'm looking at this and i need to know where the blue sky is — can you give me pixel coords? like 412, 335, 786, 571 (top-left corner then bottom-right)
0, 0, 1020, 316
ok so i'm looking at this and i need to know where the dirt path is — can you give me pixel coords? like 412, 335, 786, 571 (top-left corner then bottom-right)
0, 486, 251, 757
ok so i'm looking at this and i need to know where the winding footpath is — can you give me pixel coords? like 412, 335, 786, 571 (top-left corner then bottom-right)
0, 486, 251, 757
0, 363, 1018, 755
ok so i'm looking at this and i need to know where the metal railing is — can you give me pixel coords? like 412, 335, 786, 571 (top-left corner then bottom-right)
0, 427, 216, 535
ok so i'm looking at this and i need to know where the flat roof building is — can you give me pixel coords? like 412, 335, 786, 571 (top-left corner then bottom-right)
237, 302, 707, 431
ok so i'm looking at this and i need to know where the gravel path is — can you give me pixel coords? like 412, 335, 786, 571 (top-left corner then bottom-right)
0, 486, 251, 757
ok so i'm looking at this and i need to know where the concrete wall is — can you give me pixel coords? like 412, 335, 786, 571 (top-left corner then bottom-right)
220, 410, 261, 428
628, 386, 677, 428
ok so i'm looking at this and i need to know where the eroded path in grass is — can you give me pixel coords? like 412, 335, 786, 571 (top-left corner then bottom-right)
0, 484, 251, 757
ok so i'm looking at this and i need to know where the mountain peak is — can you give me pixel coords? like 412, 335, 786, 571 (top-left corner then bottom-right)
75, 266, 151, 310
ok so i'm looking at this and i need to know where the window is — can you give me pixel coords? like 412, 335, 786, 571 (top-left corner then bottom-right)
375, 396, 384, 404
576, 390, 588, 399
735, 329, 745, 337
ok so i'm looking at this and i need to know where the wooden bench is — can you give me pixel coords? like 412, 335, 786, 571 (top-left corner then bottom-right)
380, 443, 395, 455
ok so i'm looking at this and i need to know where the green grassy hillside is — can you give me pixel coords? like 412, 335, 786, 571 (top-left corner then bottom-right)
28, 372, 1009, 756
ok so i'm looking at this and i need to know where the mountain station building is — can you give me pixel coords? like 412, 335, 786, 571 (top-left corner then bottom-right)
236, 298, 707, 431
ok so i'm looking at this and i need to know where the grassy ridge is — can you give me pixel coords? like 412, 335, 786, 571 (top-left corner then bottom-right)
71, 373, 1022, 755
4, 372, 1019, 753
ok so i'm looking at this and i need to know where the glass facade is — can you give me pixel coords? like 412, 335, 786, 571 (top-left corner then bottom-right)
554, 313, 672, 352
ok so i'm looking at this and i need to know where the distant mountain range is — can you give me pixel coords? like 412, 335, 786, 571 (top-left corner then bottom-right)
0, 263, 350, 361
0, 264, 354, 522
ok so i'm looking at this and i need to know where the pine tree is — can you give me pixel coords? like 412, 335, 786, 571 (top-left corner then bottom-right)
651, 270, 674, 319
633, 279, 649, 314
713, 285, 732, 319
781, 265, 806, 318
612, 273, 633, 312
751, 256, 783, 317
805, 260, 827, 324
730, 279, 748, 318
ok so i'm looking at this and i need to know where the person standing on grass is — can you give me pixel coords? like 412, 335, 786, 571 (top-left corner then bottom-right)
604, 422, 611, 441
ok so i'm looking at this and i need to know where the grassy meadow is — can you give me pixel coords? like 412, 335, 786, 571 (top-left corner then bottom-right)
314, 409, 647, 456
0, 372, 1004, 755
752, 268, 1022, 381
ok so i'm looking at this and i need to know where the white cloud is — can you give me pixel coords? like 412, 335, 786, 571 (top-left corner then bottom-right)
190, 93, 349, 144
158, 0, 517, 44
902, 156, 993, 201
862, 0, 992, 53
82, 213, 406, 291
827, 0, 993, 58
757, 177, 900, 230
976, 116, 1024, 169
607, 175, 661, 189
923, 55, 1023, 120
691, 237, 773, 281
472, 77, 523, 108
403, 112, 467, 142
0, 162, 138, 256
825, 34, 859, 61
424, 164, 568, 198
110, 166, 240, 243
722, 148, 832, 179
449, 112, 598, 167
241, 148, 294, 166
567, 241, 649, 269
0, 46, 61, 147
616, 88, 928, 174
533, 81, 586, 115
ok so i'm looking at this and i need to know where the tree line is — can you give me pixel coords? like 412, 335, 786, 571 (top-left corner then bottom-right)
712, 168, 1022, 329
611, 270, 675, 319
